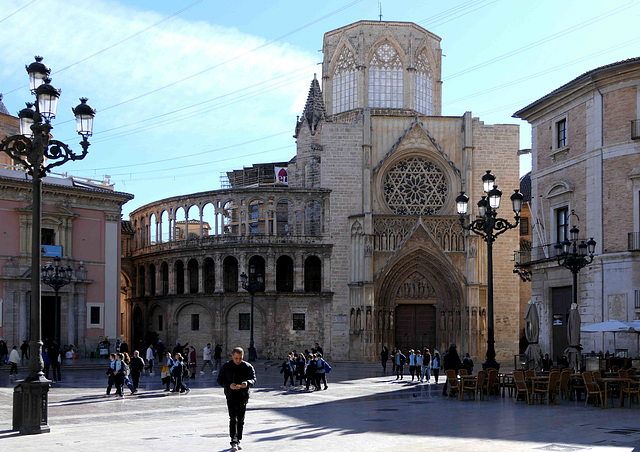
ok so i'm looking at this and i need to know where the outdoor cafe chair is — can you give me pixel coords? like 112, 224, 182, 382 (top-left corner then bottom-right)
483, 369, 499, 399
462, 370, 485, 401
459, 368, 469, 376
622, 376, 640, 409
583, 372, 605, 408
558, 370, 571, 402
513, 371, 532, 404
446, 369, 460, 400
532, 371, 560, 405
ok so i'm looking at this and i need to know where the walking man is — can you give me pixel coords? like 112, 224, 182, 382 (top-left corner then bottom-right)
217, 347, 256, 452
145, 343, 155, 375
130, 350, 145, 390
200, 343, 214, 375
214, 343, 222, 372
9, 346, 20, 376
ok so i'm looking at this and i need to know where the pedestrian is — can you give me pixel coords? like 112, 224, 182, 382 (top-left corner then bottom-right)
120, 340, 129, 354
305, 353, 318, 390
295, 353, 306, 385
422, 348, 432, 382
416, 350, 423, 382
155, 340, 165, 363
130, 350, 145, 390
114, 353, 126, 398
314, 342, 323, 356
189, 346, 197, 378
162, 351, 174, 392
49, 342, 61, 382
0, 340, 8, 365
105, 353, 116, 395
20, 340, 29, 364
390, 347, 397, 374
381, 346, 389, 375
122, 352, 136, 395
42, 347, 51, 379
9, 345, 20, 376
214, 343, 222, 372
171, 353, 190, 393
395, 348, 406, 380
280, 354, 295, 388
315, 354, 329, 390
462, 353, 474, 374
146, 343, 155, 375
408, 349, 416, 381
217, 347, 256, 452
441, 344, 461, 396
200, 343, 214, 374
432, 352, 440, 385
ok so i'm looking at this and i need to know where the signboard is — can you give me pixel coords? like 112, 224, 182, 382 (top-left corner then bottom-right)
41, 245, 62, 257
275, 166, 288, 185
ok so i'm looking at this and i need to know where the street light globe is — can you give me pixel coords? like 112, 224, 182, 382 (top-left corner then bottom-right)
34, 78, 60, 121
18, 103, 35, 138
72, 98, 96, 137
487, 185, 502, 209
477, 196, 488, 217
455, 192, 469, 215
26, 56, 51, 92
510, 189, 524, 213
482, 170, 495, 193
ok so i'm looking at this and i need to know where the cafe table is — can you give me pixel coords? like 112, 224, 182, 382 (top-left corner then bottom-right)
598, 377, 631, 408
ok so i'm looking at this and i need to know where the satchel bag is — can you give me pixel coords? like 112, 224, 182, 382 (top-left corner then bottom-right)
161, 364, 170, 379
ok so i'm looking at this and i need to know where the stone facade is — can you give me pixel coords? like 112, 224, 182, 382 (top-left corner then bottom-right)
124, 21, 521, 362
514, 57, 640, 359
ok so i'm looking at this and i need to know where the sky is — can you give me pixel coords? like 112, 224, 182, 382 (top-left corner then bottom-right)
1, 0, 639, 217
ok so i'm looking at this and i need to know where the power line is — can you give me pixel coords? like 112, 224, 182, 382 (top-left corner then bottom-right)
0, 0, 37, 25
3, 0, 205, 96
443, 1, 639, 81
419, 0, 499, 29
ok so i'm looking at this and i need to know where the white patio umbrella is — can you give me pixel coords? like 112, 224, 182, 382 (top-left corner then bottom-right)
580, 320, 636, 354
565, 303, 582, 371
524, 300, 543, 370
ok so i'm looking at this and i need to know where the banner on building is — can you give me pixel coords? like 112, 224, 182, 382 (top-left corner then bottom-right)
41, 245, 62, 257
275, 166, 288, 185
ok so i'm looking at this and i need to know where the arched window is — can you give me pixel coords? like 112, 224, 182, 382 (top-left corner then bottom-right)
415, 48, 433, 115
276, 255, 294, 292
204, 258, 215, 294
305, 201, 322, 236
248, 255, 265, 290
148, 264, 156, 296
332, 47, 357, 114
304, 256, 322, 292
175, 260, 184, 295
369, 43, 403, 109
223, 256, 238, 292
138, 265, 146, 297
160, 261, 169, 295
188, 259, 199, 294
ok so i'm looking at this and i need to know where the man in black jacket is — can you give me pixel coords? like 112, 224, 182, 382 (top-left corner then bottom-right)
216, 347, 256, 452
441, 343, 462, 396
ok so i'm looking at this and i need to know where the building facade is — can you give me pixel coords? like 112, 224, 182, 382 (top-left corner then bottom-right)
125, 21, 522, 361
514, 58, 640, 359
0, 96, 134, 353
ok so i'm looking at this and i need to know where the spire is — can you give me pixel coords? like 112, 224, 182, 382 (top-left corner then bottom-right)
298, 74, 325, 136
0, 93, 10, 116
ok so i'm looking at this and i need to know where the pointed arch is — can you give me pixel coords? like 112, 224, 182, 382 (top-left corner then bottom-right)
368, 40, 405, 109
331, 44, 358, 114
414, 46, 434, 115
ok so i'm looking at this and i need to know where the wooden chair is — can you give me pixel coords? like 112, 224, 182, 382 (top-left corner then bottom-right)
513, 371, 532, 404
623, 377, 640, 409
628, 368, 637, 377
558, 370, 571, 402
445, 369, 459, 400
503, 373, 516, 397
583, 372, 604, 408
532, 371, 560, 405
459, 368, 469, 376
462, 370, 485, 401
482, 369, 499, 399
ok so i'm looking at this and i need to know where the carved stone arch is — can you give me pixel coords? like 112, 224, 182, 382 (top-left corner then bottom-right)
366, 35, 407, 67
545, 180, 574, 199
327, 37, 359, 75
413, 39, 438, 73
351, 219, 364, 235
172, 300, 214, 324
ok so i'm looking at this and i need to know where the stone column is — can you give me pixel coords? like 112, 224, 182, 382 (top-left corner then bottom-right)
293, 252, 303, 292
214, 254, 223, 293
265, 253, 276, 292
198, 258, 204, 294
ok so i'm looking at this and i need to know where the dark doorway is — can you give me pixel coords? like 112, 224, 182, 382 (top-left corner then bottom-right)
132, 306, 144, 351
41, 295, 58, 345
394, 304, 436, 352
552, 286, 572, 361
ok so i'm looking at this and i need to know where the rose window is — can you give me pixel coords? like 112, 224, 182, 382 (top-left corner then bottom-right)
383, 157, 448, 215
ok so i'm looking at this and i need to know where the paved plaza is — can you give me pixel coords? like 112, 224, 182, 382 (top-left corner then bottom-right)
1, 360, 639, 451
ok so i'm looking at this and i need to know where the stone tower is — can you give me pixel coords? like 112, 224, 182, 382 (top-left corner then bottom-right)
293, 21, 521, 361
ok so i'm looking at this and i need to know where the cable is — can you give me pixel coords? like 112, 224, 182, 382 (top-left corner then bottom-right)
0, 0, 36, 24
3, 0, 205, 96
443, 1, 639, 81
419, 0, 499, 29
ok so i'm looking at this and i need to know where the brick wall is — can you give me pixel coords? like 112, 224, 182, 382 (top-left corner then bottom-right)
603, 85, 637, 146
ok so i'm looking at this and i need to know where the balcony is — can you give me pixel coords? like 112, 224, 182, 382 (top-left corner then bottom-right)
513, 243, 557, 267
630, 232, 640, 251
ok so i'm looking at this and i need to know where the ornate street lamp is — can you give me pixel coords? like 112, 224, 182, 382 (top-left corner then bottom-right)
41, 257, 75, 345
240, 265, 264, 362
554, 225, 596, 308
456, 170, 524, 370
0, 56, 95, 434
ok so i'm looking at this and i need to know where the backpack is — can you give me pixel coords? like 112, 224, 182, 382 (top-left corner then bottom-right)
122, 362, 130, 376
323, 360, 332, 374
182, 362, 189, 379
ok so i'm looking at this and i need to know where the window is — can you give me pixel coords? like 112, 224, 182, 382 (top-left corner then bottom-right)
369, 43, 403, 109
239, 313, 250, 331
556, 207, 568, 242
41, 228, 55, 245
520, 217, 529, 235
292, 313, 305, 331
191, 314, 200, 331
332, 47, 357, 114
557, 119, 567, 148
414, 49, 433, 115
90, 306, 101, 325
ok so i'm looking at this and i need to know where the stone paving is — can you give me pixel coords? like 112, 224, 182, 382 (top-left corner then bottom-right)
0, 360, 639, 451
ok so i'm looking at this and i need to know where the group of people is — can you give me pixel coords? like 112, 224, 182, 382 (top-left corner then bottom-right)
105, 351, 145, 398
280, 350, 330, 391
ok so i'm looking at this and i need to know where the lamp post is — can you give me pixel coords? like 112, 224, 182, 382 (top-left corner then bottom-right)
41, 257, 75, 345
456, 170, 524, 370
240, 265, 263, 362
554, 225, 596, 310
0, 56, 95, 434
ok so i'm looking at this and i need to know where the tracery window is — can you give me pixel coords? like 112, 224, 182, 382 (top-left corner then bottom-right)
368, 43, 403, 109
383, 157, 448, 215
415, 49, 433, 115
332, 47, 357, 114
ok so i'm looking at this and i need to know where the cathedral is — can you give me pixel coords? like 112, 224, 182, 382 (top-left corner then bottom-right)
123, 20, 522, 361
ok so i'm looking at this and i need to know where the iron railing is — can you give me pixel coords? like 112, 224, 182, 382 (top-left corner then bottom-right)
513, 243, 557, 266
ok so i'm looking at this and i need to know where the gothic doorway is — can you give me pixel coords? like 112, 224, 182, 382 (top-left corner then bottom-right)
394, 304, 436, 351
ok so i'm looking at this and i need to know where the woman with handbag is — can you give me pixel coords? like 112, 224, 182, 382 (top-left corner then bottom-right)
162, 351, 174, 392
